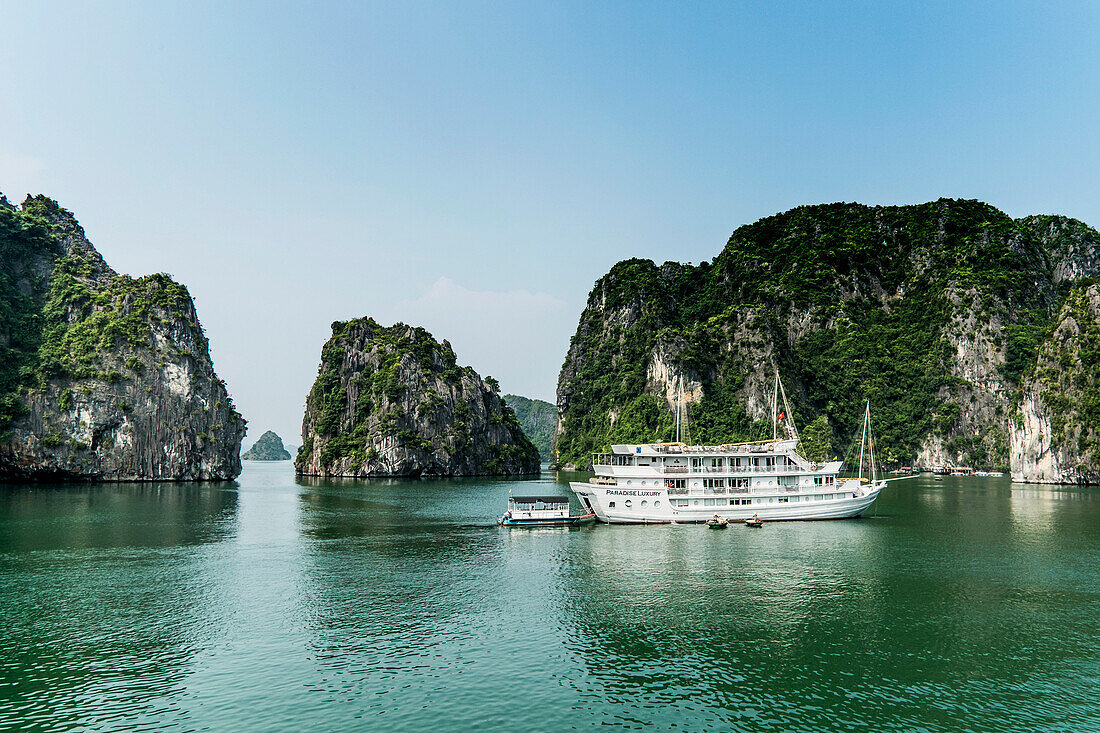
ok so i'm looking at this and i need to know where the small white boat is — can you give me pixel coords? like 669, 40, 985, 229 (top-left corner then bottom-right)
498, 495, 595, 527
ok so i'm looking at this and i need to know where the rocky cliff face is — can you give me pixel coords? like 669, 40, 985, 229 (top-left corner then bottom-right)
1010, 284, 1100, 484
296, 318, 539, 477
242, 430, 292, 461
0, 194, 245, 481
554, 199, 1100, 483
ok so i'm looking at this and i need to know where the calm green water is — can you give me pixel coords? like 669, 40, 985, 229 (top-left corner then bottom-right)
2, 464, 1099, 732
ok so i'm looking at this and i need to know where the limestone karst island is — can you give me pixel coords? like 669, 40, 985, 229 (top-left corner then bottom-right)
295, 318, 539, 477
242, 431, 292, 461
554, 199, 1100, 486
0, 195, 244, 481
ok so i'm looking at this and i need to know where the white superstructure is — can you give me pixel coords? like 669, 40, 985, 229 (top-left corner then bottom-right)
569, 383, 887, 524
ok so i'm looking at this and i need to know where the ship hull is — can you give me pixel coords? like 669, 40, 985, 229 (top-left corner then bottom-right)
569, 481, 884, 524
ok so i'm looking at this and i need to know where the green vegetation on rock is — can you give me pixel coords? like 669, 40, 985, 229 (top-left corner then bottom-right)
502, 394, 556, 461
0, 193, 245, 481
242, 430, 292, 461
1033, 282, 1100, 471
297, 317, 539, 477
555, 199, 1099, 473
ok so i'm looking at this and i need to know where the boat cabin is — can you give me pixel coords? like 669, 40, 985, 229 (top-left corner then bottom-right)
506, 496, 571, 521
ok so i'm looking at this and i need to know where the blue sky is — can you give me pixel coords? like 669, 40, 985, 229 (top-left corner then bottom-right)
2, 1, 1099, 447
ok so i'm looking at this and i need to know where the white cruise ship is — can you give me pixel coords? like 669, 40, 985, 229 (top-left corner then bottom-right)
569, 380, 887, 524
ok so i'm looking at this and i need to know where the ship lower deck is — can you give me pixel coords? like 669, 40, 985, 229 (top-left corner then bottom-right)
570, 482, 884, 524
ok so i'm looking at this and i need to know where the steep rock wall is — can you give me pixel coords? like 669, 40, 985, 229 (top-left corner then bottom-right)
0, 194, 244, 481
296, 318, 539, 477
1010, 284, 1100, 484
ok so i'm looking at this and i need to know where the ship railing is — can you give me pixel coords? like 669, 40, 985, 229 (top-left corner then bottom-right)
730, 487, 750, 494
663, 466, 690, 474
703, 488, 727, 495
667, 488, 689, 495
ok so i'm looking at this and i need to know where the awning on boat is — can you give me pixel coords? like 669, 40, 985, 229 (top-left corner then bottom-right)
510, 496, 571, 505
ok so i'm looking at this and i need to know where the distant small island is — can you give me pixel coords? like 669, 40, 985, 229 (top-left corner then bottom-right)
502, 394, 556, 462
242, 431, 292, 461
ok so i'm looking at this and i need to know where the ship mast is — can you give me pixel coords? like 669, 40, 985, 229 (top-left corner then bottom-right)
771, 373, 779, 440
858, 401, 872, 482
771, 371, 799, 442
867, 402, 876, 483
778, 376, 798, 442
675, 377, 682, 444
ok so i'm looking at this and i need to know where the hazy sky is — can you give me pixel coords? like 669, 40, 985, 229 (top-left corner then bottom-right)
2, 2, 1099, 448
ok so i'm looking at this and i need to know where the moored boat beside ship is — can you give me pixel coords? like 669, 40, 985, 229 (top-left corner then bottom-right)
499, 495, 596, 527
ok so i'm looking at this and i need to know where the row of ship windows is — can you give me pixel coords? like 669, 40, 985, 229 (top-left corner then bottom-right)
623, 477, 837, 489
605, 494, 853, 511
670, 494, 849, 507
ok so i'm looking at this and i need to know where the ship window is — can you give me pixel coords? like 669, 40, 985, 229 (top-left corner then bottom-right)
693, 500, 700, 506
778, 497, 788, 503
625, 500, 632, 508
827, 476, 834, 484
608, 501, 616, 508
654, 501, 660, 507
641, 500, 648, 507
626, 480, 632, 486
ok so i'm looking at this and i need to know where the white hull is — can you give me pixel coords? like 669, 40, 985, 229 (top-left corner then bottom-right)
570, 480, 885, 524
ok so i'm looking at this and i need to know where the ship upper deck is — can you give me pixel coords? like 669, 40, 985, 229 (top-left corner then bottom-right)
608, 439, 799, 457
593, 441, 843, 478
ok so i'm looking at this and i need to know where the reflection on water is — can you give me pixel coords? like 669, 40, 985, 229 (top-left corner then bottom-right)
0, 482, 239, 731
1, 467, 1099, 731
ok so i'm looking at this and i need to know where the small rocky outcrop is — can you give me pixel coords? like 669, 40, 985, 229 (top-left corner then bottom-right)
242, 430, 292, 461
502, 394, 555, 462
0, 194, 245, 481
1010, 284, 1100, 484
295, 318, 540, 477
